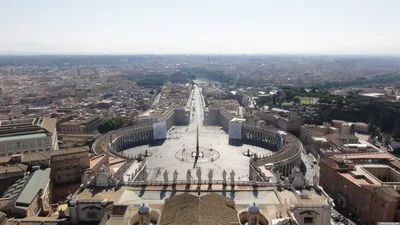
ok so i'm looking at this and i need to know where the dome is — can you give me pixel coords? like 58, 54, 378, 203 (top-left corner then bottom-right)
247, 202, 260, 214
138, 203, 151, 214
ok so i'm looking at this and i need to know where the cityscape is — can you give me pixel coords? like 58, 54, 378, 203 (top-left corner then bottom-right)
1, 1, 400, 225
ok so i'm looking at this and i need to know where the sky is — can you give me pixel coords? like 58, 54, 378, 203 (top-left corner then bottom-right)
0, 0, 399, 55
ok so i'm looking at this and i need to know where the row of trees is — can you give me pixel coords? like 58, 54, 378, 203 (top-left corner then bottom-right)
97, 117, 125, 134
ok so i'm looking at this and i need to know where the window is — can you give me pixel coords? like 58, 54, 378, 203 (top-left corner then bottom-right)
304, 217, 313, 224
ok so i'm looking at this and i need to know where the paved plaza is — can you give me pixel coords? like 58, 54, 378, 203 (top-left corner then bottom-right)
123, 86, 274, 182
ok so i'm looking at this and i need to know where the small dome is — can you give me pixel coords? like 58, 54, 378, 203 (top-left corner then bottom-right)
138, 203, 151, 214
247, 202, 260, 214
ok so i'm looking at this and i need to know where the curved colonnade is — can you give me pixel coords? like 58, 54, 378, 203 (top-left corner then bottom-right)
240, 124, 303, 177
92, 123, 303, 178
92, 124, 153, 159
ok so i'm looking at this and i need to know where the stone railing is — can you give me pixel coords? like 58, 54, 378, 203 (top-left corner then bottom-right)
112, 159, 135, 182
122, 179, 278, 187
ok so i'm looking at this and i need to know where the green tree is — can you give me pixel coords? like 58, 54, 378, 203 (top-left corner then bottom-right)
97, 117, 125, 134
293, 97, 301, 105
272, 95, 277, 106
392, 117, 400, 139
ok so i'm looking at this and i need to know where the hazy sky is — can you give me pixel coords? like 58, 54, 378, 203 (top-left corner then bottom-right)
0, 0, 399, 55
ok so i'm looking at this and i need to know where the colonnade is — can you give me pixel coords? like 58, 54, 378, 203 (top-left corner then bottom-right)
241, 125, 283, 151
112, 128, 153, 152
274, 156, 302, 177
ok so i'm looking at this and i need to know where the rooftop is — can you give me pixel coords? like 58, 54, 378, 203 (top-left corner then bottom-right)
0, 164, 28, 175
15, 168, 51, 208
159, 193, 238, 225
0, 132, 47, 142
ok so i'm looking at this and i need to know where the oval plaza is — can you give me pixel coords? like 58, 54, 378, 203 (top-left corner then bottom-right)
86, 84, 334, 225
94, 88, 303, 184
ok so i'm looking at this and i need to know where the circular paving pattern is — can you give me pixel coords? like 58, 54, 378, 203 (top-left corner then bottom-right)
175, 147, 221, 163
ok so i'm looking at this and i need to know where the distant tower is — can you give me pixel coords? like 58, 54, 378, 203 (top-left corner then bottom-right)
138, 203, 151, 225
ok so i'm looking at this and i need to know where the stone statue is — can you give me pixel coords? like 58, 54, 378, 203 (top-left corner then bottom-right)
143, 170, 148, 183
283, 177, 290, 186
290, 167, 306, 189
230, 170, 235, 184
186, 169, 192, 183
313, 174, 319, 187
275, 170, 281, 183
222, 170, 227, 183
253, 154, 258, 161
208, 169, 214, 184
173, 170, 178, 184
196, 167, 202, 183
163, 170, 169, 184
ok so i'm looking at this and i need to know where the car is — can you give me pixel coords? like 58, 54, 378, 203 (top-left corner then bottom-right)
342, 219, 349, 225
332, 216, 340, 222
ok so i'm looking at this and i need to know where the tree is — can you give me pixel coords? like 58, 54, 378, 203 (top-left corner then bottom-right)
97, 117, 125, 134
392, 117, 400, 139
293, 97, 301, 105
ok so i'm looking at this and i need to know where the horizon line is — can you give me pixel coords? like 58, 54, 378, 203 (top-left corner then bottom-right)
1, 53, 400, 57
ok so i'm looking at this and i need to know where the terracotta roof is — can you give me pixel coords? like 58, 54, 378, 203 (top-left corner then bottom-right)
21, 152, 49, 163
159, 193, 238, 225
362, 186, 400, 202
41, 117, 57, 135
1, 148, 88, 165
320, 158, 340, 170
334, 152, 395, 160
0, 164, 28, 174
51, 147, 88, 156
389, 160, 400, 170
0, 155, 11, 164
